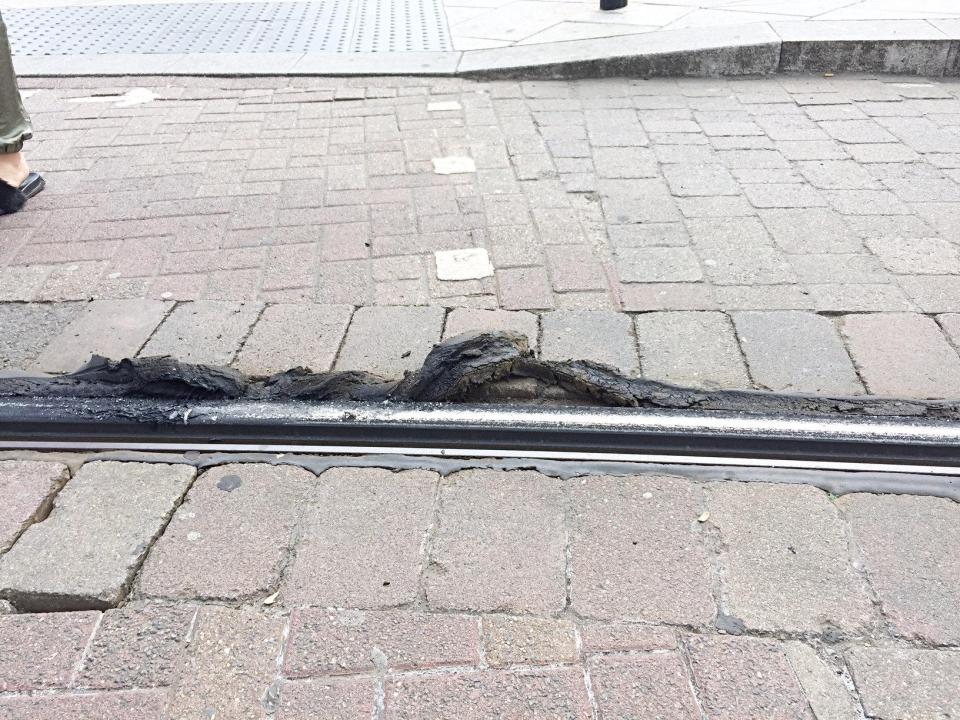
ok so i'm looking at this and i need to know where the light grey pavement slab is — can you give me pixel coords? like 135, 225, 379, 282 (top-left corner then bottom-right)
0, 457, 956, 716
3, 74, 960, 398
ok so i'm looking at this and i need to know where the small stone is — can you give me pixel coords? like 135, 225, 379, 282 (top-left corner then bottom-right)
435, 248, 494, 280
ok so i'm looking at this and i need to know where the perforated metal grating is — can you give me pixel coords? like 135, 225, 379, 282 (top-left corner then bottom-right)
4, 0, 452, 55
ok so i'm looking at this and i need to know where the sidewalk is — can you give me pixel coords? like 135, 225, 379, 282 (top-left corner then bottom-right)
2, 73, 960, 397
0, 457, 958, 718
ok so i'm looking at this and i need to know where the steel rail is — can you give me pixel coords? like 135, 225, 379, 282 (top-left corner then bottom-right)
1, 397, 959, 474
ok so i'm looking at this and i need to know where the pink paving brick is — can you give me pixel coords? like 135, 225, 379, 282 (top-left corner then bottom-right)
74, 603, 197, 689
277, 677, 374, 720
0, 460, 67, 553
425, 470, 566, 614
284, 608, 480, 677
589, 653, 701, 720
138, 464, 316, 601
686, 635, 814, 720
384, 668, 592, 719
0, 611, 99, 692
569, 475, 715, 625
0, 689, 168, 720
282, 468, 437, 609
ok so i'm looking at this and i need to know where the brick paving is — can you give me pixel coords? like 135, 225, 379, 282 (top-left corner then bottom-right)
0, 457, 957, 718
2, 75, 960, 397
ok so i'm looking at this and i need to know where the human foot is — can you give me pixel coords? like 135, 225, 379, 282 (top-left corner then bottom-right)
0, 151, 29, 188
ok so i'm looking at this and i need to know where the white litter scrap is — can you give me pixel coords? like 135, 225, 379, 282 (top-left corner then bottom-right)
427, 101, 462, 112
70, 88, 160, 108
435, 248, 494, 281
432, 156, 476, 175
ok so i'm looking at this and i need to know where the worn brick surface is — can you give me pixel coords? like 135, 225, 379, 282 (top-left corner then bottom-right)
634, 311, 749, 388
0, 611, 99, 691
589, 653, 700, 720
0, 460, 67, 553
283, 468, 436, 608
686, 635, 814, 720
0, 462, 195, 611
425, 470, 566, 614
482, 616, 577, 667
166, 606, 285, 720
0, 302, 81, 370
139, 300, 262, 365
733, 311, 863, 394
277, 677, 373, 720
847, 647, 960, 720
384, 668, 591, 719
75, 603, 196, 689
569, 475, 714, 625
234, 303, 352, 375
707, 483, 874, 634
839, 493, 960, 645
138, 464, 314, 601
0, 690, 169, 720
540, 309, 639, 374
335, 305, 445, 377
285, 609, 479, 677
841, 312, 960, 397
34, 299, 170, 373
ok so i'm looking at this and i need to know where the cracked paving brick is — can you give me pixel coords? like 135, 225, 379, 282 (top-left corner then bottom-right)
0, 611, 99, 692
589, 653, 700, 720
0, 462, 195, 612
334, 305, 445, 378
138, 464, 315, 602
139, 300, 262, 366
540, 310, 638, 375
0, 460, 67, 554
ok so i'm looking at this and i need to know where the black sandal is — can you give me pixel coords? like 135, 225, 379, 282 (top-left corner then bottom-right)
0, 172, 45, 215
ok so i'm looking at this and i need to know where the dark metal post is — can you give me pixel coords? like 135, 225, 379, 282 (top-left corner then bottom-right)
600, 0, 627, 9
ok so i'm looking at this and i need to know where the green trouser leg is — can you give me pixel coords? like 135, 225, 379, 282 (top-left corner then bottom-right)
0, 10, 31, 154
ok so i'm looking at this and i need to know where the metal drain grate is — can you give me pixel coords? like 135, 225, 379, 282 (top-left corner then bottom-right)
4, 0, 452, 55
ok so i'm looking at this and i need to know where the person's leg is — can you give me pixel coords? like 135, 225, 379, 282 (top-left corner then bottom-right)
0, 10, 32, 189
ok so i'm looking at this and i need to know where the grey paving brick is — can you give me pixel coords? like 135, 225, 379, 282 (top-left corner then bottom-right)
443, 308, 538, 347
633, 311, 749, 389
0, 461, 68, 554
743, 183, 827, 209
825, 189, 911, 215
0, 303, 82, 371
866, 236, 960, 275
841, 313, 960, 397
662, 164, 740, 196
278, 677, 372, 720
807, 283, 914, 312
426, 470, 566, 614
283, 468, 436, 609
620, 282, 717, 312
788, 253, 891, 285
0, 611, 99, 691
234, 303, 352, 375
818, 120, 897, 144
846, 647, 960, 720
570, 475, 714, 626
759, 208, 864, 253
34, 299, 171, 373
616, 247, 703, 283
898, 275, 960, 312
138, 464, 314, 601
733, 311, 863, 394
592, 147, 658, 179
940, 313, 960, 348
698, 246, 795, 286
796, 159, 881, 189
334, 305, 444, 378
785, 643, 859, 720
839, 493, 960, 645
0, 462, 195, 611
0, 690, 168, 719
540, 310, 638, 375
686, 635, 813, 720
140, 300, 262, 366
707, 482, 874, 634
